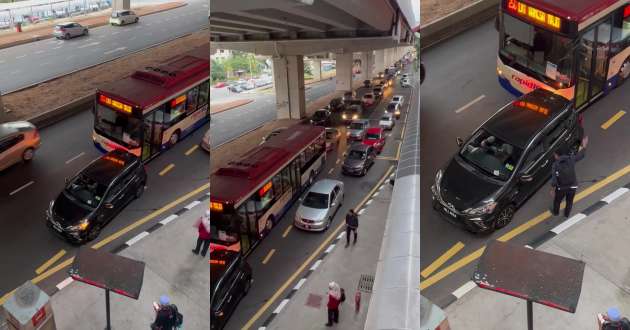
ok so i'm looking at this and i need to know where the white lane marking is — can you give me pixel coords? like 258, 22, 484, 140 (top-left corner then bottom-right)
366, 199, 373, 205
455, 95, 486, 114
52, 46, 62, 50
56, 277, 74, 291
378, 185, 385, 190
104, 47, 127, 55
39, 62, 51, 66
337, 232, 345, 240
15, 54, 26, 59
272, 299, 290, 314
77, 42, 100, 49
293, 278, 307, 290
525, 245, 533, 249
551, 213, 587, 235
452, 281, 477, 299
159, 214, 178, 225
126, 231, 149, 246
324, 244, 335, 254
10, 181, 34, 196
602, 187, 629, 204
310, 259, 322, 271
358, 208, 365, 215
65, 152, 85, 164
373, 191, 380, 197
328, 168, 334, 174
34, 50, 45, 54
185, 200, 201, 209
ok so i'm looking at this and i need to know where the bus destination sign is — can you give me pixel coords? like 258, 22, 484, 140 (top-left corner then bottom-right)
506, 0, 561, 31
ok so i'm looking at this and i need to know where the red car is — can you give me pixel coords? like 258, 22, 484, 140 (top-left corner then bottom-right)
362, 127, 386, 154
214, 82, 226, 88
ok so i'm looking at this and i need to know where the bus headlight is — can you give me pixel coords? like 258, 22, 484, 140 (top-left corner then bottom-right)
497, 68, 503, 77
352, 114, 358, 119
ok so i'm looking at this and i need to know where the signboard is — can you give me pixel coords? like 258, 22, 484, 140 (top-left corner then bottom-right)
505, 0, 562, 31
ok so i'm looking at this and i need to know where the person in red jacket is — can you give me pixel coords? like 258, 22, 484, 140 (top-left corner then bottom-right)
325, 282, 341, 326
192, 210, 211, 257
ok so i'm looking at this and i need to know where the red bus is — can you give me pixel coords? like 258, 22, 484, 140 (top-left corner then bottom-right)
210, 124, 326, 255
93, 46, 210, 162
497, 0, 630, 109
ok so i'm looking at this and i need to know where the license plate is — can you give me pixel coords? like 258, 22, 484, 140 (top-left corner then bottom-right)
442, 206, 457, 219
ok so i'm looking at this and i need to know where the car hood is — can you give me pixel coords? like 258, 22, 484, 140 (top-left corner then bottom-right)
344, 158, 365, 168
297, 205, 328, 221
379, 120, 392, 125
439, 157, 502, 210
362, 139, 379, 146
52, 192, 92, 226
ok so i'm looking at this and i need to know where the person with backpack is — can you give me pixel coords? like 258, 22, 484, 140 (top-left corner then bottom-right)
325, 282, 341, 327
151, 295, 183, 330
192, 210, 211, 257
551, 136, 588, 218
345, 209, 359, 247
600, 307, 630, 330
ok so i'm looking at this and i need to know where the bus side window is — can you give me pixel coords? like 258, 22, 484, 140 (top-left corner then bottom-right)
166, 99, 185, 125
197, 80, 209, 109
280, 167, 291, 193
185, 86, 199, 115
272, 173, 284, 197
612, 7, 630, 53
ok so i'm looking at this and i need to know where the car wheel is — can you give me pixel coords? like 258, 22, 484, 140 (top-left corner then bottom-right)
135, 182, 145, 199
618, 58, 630, 85
264, 216, 274, 235
135, 17, 139, 23
22, 148, 35, 162
84, 29, 88, 35
494, 205, 515, 230
361, 167, 367, 176
64, 33, 70, 39
169, 131, 180, 146
324, 216, 332, 231
86, 223, 102, 242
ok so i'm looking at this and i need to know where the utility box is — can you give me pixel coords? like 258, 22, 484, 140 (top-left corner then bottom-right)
1, 281, 56, 330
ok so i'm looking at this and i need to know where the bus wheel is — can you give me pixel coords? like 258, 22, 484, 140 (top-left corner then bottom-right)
264, 216, 274, 234
619, 58, 630, 85
308, 171, 315, 185
169, 131, 180, 146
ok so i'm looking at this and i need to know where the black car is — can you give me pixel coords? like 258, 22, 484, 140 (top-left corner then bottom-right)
342, 144, 376, 176
342, 91, 355, 104
329, 97, 345, 112
363, 79, 371, 88
211, 250, 253, 330
46, 150, 147, 243
431, 89, 582, 233
372, 87, 383, 99
311, 109, 333, 127
341, 103, 363, 124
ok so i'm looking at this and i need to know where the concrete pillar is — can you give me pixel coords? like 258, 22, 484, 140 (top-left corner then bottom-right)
373, 49, 384, 78
359, 52, 371, 81
311, 59, 321, 82
272, 55, 306, 120
335, 52, 353, 92
112, 0, 130, 11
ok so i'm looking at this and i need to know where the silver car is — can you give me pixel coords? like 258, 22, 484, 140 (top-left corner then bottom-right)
53, 22, 88, 39
379, 113, 395, 130
294, 179, 344, 231
110, 10, 138, 26
0, 121, 40, 171
347, 119, 369, 141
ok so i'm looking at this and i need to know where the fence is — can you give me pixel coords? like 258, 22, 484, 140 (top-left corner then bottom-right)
0, 0, 112, 29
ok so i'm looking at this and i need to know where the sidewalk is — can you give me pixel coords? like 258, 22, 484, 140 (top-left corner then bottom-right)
50, 198, 210, 329
265, 175, 394, 329
445, 188, 630, 329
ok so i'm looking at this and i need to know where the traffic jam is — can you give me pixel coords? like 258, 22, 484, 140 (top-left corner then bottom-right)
209, 54, 417, 329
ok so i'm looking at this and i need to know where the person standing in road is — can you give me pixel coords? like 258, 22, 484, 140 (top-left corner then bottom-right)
192, 210, 211, 257
551, 136, 588, 218
151, 295, 182, 330
345, 209, 359, 247
325, 282, 341, 327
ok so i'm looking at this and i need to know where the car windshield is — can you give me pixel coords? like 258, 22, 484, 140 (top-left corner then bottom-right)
387, 104, 396, 110
500, 13, 574, 85
348, 150, 365, 160
313, 111, 326, 118
381, 116, 390, 121
349, 122, 364, 130
94, 104, 142, 148
302, 192, 328, 209
366, 133, 380, 140
459, 129, 523, 181
363, 95, 372, 99
392, 97, 401, 102
65, 174, 107, 208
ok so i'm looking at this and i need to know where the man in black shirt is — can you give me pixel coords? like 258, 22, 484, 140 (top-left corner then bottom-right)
345, 209, 359, 247
551, 136, 588, 218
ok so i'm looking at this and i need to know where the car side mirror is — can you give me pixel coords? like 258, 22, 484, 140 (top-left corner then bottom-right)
456, 137, 464, 147
520, 174, 533, 182
104, 203, 114, 209
331, 202, 337, 207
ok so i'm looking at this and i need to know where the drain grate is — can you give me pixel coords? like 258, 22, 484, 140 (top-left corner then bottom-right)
357, 274, 375, 293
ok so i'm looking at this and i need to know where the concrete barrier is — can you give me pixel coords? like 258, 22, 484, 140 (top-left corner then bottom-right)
420, 0, 500, 50
26, 93, 94, 128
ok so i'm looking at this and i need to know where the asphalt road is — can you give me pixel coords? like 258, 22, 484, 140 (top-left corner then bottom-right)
420, 20, 630, 307
224, 70, 417, 330
0, 0, 208, 93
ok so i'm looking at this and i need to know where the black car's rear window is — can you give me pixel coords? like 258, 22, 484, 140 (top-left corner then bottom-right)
459, 129, 523, 181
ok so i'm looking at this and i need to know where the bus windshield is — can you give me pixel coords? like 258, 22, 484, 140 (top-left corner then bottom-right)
210, 211, 240, 245
94, 104, 142, 148
500, 14, 574, 85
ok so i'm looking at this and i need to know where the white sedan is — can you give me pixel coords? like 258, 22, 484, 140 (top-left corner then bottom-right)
392, 95, 405, 106
379, 113, 395, 130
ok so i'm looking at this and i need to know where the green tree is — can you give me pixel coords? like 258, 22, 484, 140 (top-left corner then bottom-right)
211, 59, 226, 83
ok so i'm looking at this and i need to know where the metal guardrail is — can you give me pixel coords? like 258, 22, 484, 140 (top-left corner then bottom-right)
364, 68, 420, 329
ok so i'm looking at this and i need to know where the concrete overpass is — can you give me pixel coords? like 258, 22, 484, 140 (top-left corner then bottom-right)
209, 0, 417, 119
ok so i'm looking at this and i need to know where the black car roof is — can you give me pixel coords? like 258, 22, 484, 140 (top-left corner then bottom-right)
210, 250, 239, 291
81, 150, 138, 186
483, 89, 570, 149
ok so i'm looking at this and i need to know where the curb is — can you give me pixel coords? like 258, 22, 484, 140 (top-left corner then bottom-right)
48, 191, 210, 297
439, 182, 630, 310
210, 99, 254, 115
419, 0, 499, 50
0, 2, 187, 51
259, 172, 395, 329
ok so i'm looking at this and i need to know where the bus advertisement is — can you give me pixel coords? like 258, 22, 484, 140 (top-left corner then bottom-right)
92, 46, 210, 162
210, 124, 326, 256
497, 0, 630, 109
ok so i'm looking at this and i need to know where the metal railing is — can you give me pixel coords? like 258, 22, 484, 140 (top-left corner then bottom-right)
0, 0, 112, 29
364, 59, 420, 329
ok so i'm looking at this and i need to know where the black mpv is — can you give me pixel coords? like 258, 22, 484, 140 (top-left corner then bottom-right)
211, 250, 253, 330
431, 89, 582, 233
47, 149, 147, 243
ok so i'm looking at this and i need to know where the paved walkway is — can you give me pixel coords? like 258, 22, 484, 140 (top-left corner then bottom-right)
50, 198, 210, 330
445, 188, 630, 329
264, 174, 395, 329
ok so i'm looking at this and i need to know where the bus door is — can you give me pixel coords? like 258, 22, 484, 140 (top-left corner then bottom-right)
141, 110, 163, 161
575, 19, 611, 108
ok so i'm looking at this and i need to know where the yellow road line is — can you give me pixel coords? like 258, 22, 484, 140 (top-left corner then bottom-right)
376, 156, 397, 161
282, 225, 292, 238
35, 249, 66, 275
421, 162, 630, 290
421, 242, 464, 278
395, 140, 402, 160
159, 164, 175, 176
262, 249, 276, 265
601, 110, 626, 130
184, 145, 198, 156
242, 166, 394, 329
